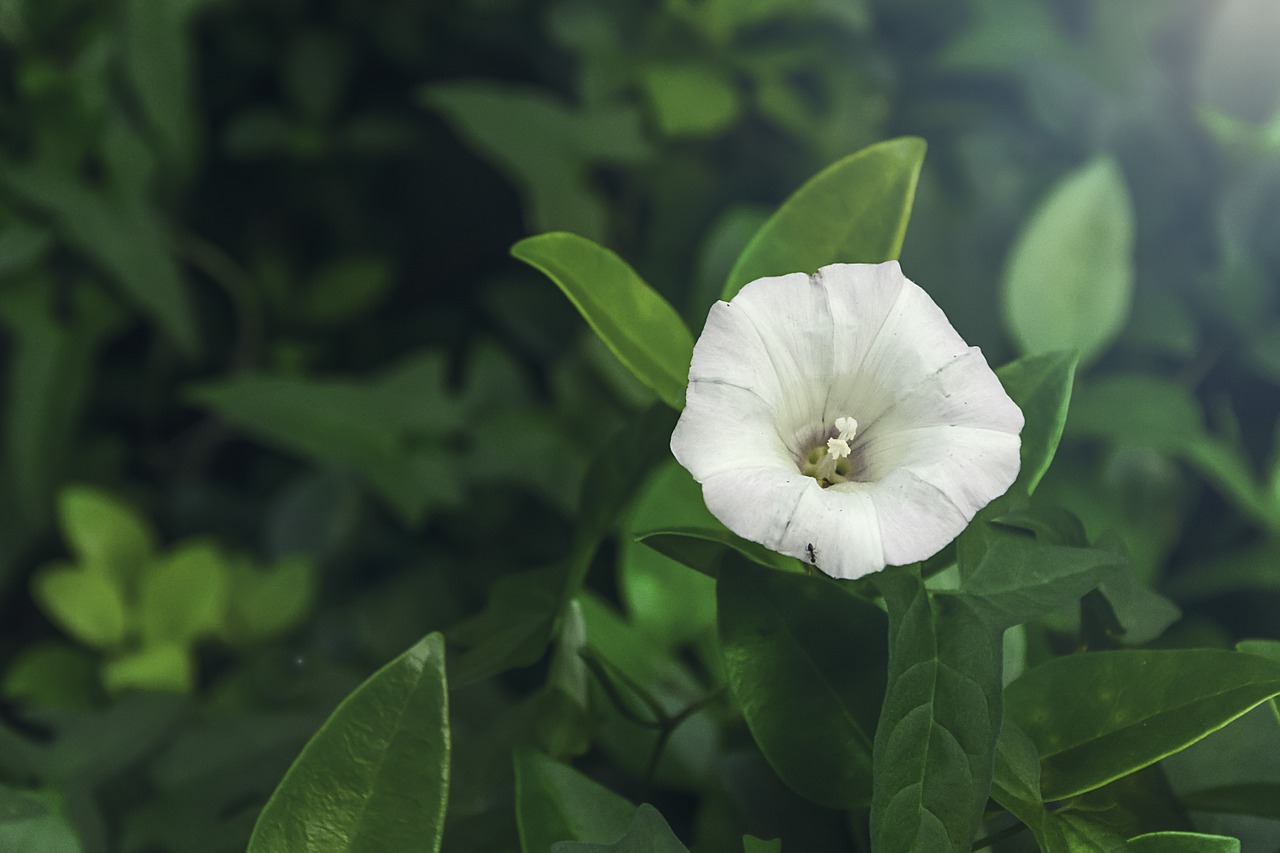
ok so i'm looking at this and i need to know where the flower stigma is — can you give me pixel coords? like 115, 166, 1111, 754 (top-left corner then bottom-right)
801, 417, 859, 487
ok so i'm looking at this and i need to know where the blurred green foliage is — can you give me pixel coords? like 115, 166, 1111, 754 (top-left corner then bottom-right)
1, 0, 1280, 850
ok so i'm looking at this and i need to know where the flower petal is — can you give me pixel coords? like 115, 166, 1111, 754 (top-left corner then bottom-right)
672, 381, 796, 479
689, 272, 833, 443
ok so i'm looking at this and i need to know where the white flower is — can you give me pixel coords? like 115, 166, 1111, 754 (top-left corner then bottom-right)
671, 261, 1023, 580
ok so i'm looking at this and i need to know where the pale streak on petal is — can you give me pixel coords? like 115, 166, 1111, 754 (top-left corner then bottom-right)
781, 485, 886, 580
860, 426, 1022, 518
699, 467, 813, 555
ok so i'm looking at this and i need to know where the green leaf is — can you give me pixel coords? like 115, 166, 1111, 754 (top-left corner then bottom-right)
0, 787, 83, 853
248, 633, 450, 853
550, 804, 689, 853
1001, 157, 1135, 365
1, 642, 100, 709
447, 567, 560, 688
1181, 783, 1280, 819
421, 83, 649, 241
57, 485, 156, 591
0, 224, 52, 279
635, 527, 797, 579
718, 557, 886, 809
223, 556, 317, 645
1069, 375, 1274, 528
123, 0, 199, 174
957, 525, 1124, 627
535, 601, 592, 759
187, 353, 464, 525
302, 257, 393, 326
639, 64, 741, 138
513, 749, 635, 852
870, 569, 1002, 853
742, 837, 781, 853
31, 562, 128, 649
139, 541, 229, 645
512, 233, 693, 410
102, 642, 194, 694
1127, 832, 1240, 853
989, 720, 1129, 853
1, 164, 199, 355
723, 137, 925, 299
0, 283, 125, 524
618, 462, 719, 647
996, 351, 1079, 496
1006, 649, 1280, 800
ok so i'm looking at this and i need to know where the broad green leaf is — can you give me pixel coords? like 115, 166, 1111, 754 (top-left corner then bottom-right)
619, 462, 718, 647
1, 642, 99, 709
718, 557, 886, 809
31, 562, 128, 649
1069, 375, 1274, 529
742, 837, 781, 853
551, 804, 689, 853
1001, 157, 1134, 365
0, 283, 124, 524
512, 233, 693, 409
989, 720, 1127, 853
223, 556, 316, 645
448, 567, 560, 688
0, 787, 83, 853
58, 485, 156, 591
0, 224, 52, 279
187, 353, 464, 525
581, 593, 719, 789
639, 64, 741, 138
1127, 832, 1240, 853
870, 570, 1002, 853
957, 525, 1124, 627
421, 83, 649, 240
1, 164, 199, 355
139, 541, 229, 645
102, 643, 193, 695
124, 0, 198, 174
723, 137, 926, 299
1006, 649, 1280, 800
996, 351, 1079, 496
248, 633, 450, 853
535, 601, 591, 759
513, 749, 635, 852
302, 257, 393, 326
1181, 783, 1280, 819
636, 527, 797, 579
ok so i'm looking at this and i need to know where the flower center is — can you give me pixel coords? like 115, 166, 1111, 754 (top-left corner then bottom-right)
800, 417, 858, 488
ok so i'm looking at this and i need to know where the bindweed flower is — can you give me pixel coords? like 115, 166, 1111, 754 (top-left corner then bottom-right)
671, 261, 1023, 580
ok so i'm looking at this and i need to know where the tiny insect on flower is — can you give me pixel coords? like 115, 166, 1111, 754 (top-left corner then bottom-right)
670, 261, 1023, 580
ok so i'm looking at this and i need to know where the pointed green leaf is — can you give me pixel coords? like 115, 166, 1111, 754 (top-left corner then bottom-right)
57, 485, 156, 592
139, 540, 230, 645
514, 749, 635, 852
1181, 783, 1280, 819
742, 837, 781, 853
996, 351, 1079, 496
512, 233, 693, 409
870, 570, 1003, 853
1006, 649, 1280, 800
1001, 157, 1134, 365
719, 557, 887, 809
1127, 832, 1240, 852
723, 137, 925, 298
635, 526, 797, 579
31, 563, 128, 649
551, 804, 690, 853
247, 633, 450, 853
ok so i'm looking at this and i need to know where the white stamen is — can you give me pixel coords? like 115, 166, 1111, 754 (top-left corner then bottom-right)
835, 416, 858, 443
826, 437, 851, 459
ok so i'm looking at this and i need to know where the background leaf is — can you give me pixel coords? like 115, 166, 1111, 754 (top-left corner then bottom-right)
718, 557, 887, 809
247, 633, 450, 853
514, 749, 635, 852
723, 136, 925, 298
512, 233, 693, 409
1001, 157, 1135, 365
